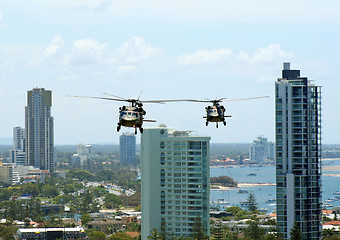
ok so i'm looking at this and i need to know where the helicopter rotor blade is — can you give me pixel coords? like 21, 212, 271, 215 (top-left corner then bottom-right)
102, 92, 127, 100
142, 99, 211, 103
221, 96, 269, 102
68, 95, 128, 102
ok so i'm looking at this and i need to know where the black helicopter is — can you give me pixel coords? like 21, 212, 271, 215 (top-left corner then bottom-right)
70, 93, 166, 134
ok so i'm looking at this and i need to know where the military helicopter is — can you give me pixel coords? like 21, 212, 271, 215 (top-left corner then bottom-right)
70, 93, 166, 134
162, 96, 269, 128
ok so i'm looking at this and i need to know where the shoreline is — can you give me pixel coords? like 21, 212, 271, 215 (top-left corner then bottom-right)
211, 182, 276, 190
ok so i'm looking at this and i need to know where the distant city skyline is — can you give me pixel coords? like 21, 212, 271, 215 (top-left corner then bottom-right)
0, 1, 339, 144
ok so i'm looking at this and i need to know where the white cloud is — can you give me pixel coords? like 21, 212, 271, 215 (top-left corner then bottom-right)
236, 44, 294, 64
63, 39, 108, 66
72, 0, 113, 12
57, 74, 79, 81
177, 49, 232, 66
113, 37, 162, 64
177, 44, 293, 66
0, 10, 7, 30
115, 65, 138, 77
39, 36, 162, 69
42, 35, 64, 57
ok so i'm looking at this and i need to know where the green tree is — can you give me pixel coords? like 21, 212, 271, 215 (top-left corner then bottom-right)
190, 216, 209, 240
20, 183, 40, 196
108, 231, 134, 240
211, 220, 225, 240
0, 219, 18, 240
87, 230, 106, 240
246, 193, 257, 212
0, 188, 14, 201
226, 206, 242, 216
210, 176, 238, 187
290, 222, 302, 240
81, 214, 92, 226
41, 184, 59, 197
148, 228, 161, 240
63, 184, 76, 195
322, 227, 338, 240
243, 219, 265, 240
234, 210, 248, 220
104, 193, 123, 209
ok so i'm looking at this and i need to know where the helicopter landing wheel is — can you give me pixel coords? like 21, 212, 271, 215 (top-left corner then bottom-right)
117, 125, 121, 132
206, 121, 208, 126
216, 123, 218, 128
223, 121, 226, 126
135, 128, 137, 135
140, 127, 143, 134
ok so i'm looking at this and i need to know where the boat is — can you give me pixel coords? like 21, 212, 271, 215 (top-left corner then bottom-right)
323, 203, 333, 208
258, 208, 268, 213
240, 201, 257, 207
217, 198, 229, 204
265, 199, 276, 204
240, 201, 251, 207
247, 172, 257, 176
238, 189, 249, 194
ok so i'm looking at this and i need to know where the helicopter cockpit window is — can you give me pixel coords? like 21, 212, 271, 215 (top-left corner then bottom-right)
120, 112, 127, 116
132, 112, 138, 117
208, 109, 215, 114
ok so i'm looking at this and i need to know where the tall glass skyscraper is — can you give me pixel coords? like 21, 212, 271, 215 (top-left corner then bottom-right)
275, 63, 322, 239
25, 88, 54, 172
119, 133, 136, 165
141, 126, 210, 239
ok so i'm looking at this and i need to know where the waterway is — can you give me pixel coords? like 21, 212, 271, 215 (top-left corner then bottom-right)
210, 159, 340, 213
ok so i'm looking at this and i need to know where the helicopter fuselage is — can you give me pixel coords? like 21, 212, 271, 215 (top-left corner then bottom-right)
204, 104, 231, 127
117, 106, 147, 134
205, 105, 225, 122
119, 106, 142, 127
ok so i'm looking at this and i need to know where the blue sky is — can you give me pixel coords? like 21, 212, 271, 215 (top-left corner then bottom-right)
0, 0, 339, 144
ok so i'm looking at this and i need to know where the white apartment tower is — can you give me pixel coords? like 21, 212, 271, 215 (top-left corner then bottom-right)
249, 136, 269, 163
120, 133, 136, 165
25, 88, 54, 172
10, 126, 26, 166
249, 136, 275, 163
275, 63, 322, 239
77, 144, 92, 165
141, 126, 210, 239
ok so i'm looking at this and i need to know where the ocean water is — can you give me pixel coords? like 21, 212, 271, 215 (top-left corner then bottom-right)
210, 160, 340, 212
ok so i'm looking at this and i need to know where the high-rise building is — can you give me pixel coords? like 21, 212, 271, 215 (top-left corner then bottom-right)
141, 126, 210, 239
267, 141, 275, 160
10, 126, 26, 166
77, 144, 92, 166
0, 162, 13, 185
119, 133, 136, 165
249, 136, 275, 163
249, 136, 269, 163
275, 63, 322, 239
25, 88, 54, 172
13, 126, 25, 150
